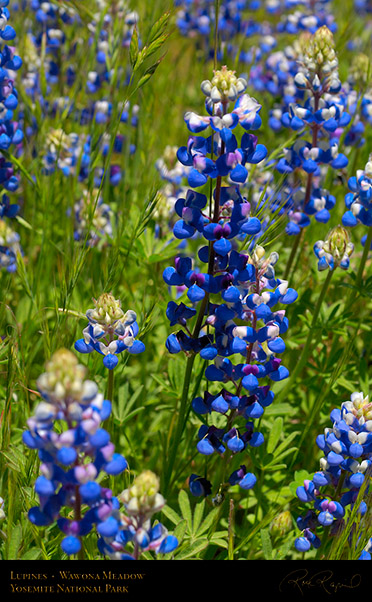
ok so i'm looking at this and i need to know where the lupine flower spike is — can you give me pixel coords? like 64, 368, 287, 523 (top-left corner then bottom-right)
163, 66, 297, 499
295, 392, 372, 559
276, 26, 349, 235
0, 0, 23, 271
75, 293, 145, 370
97, 470, 179, 559
23, 349, 128, 557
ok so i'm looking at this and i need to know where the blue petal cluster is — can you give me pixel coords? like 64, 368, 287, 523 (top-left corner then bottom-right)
342, 158, 372, 230
295, 391, 372, 556
74, 293, 145, 370
23, 349, 127, 556
97, 470, 179, 559
269, 26, 349, 234
164, 69, 297, 498
0, 0, 23, 271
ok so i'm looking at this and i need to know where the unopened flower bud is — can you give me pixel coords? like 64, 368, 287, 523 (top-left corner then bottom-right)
118, 471, 165, 517
88, 292, 124, 325
37, 349, 87, 404
324, 225, 353, 261
270, 511, 293, 537
201, 66, 247, 104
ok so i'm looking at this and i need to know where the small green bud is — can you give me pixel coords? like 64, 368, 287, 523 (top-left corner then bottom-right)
301, 26, 339, 80
350, 53, 371, 88
36, 348, 87, 403
252, 245, 266, 264
90, 292, 124, 326
201, 65, 247, 104
270, 511, 293, 537
118, 470, 165, 517
347, 392, 372, 421
323, 226, 353, 262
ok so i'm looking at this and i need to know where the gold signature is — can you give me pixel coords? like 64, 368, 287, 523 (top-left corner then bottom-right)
279, 569, 362, 596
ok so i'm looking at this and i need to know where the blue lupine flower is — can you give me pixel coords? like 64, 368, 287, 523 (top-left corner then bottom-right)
0, 0, 23, 271
313, 225, 354, 271
98, 470, 178, 559
189, 473, 212, 497
295, 391, 372, 557
23, 349, 127, 556
272, 26, 349, 233
342, 157, 372, 230
74, 293, 145, 369
0, 214, 21, 271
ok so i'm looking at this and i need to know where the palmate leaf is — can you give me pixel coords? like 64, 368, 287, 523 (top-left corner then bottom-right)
161, 491, 227, 559
112, 383, 145, 425
172, 519, 188, 546
196, 506, 221, 537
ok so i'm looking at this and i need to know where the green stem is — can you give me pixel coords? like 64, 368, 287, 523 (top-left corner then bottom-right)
354, 227, 372, 292
163, 353, 196, 496
283, 230, 303, 281
74, 484, 85, 560
106, 367, 114, 403
106, 365, 115, 436
163, 171, 223, 496
228, 498, 235, 560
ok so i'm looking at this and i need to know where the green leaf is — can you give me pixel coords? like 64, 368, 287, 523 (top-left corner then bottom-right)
260, 528, 273, 560
178, 490, 192, 531
161, 504, 182, 526
289, 469, 313, 496
267, 417, 283, 455
8, 523, 22, 560
4, 152, 39, 190
113, 384, 144, 425
175, 538, 209, 560
196, 506, 220, 536
2, 446, 27, 475
21, 548, 42, 560
173, 519, 188, 545
272, 431, 299, 457
192, 498, 205, 535
266, 447, 298, 466
263, 463, 288, 472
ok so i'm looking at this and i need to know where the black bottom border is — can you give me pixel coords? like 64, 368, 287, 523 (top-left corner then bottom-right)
0, 560, 368, 600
